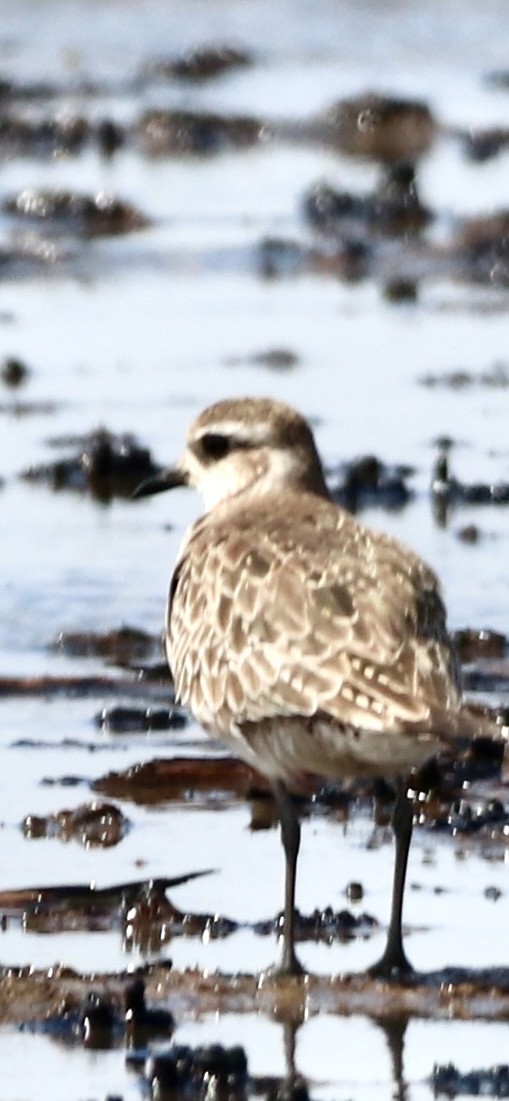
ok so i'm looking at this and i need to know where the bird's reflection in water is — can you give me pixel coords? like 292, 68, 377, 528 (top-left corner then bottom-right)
274, 1016, 309, 1101
272, 1012, 409, 1101
379, 1015, 409, 1101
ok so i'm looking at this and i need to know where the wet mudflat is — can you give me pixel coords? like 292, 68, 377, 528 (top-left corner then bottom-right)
3, 0, 509, 1097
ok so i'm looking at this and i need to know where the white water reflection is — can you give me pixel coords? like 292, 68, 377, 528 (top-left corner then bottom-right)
0, 1012, 508, 1101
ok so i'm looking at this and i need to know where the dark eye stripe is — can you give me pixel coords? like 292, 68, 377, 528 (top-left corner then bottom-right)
200, 433, 231, 459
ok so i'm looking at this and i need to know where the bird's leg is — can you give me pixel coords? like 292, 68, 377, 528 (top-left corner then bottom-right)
369, 778, 414, 979
271, 780, 305, 977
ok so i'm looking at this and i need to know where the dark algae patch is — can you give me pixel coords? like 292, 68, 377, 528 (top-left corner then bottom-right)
254, 906, 379, 944
21, 801, 129, 848
144, 43, 252, 82
0, 355, 30, 387
96, 704, 187, 733
141, 1043, 248, 1100
317, 93, 436, 161
93, 756, 263, 804
51, 625, 162, 665
328, 454, 415, 511
137, 108, 263, 156
432, 1063, 509, 1097
5, 187, 150, 237
0, 873, 213, 937
22, 428, 162, 500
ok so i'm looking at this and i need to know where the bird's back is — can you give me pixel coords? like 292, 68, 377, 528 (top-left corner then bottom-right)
167, 489, 470, 781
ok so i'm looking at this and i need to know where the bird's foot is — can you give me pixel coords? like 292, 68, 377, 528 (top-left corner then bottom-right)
260, 950, 306, 983
367, 947, 414, 981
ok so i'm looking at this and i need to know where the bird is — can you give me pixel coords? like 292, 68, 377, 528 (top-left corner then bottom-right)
134, 396, 501, 979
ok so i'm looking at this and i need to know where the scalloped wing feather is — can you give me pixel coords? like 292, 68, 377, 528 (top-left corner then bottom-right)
167, 492, 463, 746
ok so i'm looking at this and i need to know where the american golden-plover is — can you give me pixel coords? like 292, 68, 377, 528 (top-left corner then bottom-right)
135, 396, 499, 977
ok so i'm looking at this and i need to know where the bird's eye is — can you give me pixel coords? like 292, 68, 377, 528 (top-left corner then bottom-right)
200, 433, 231, 460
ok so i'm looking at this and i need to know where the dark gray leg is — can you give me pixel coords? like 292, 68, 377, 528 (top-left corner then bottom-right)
369, 778, 414, 979
271, 780, 305, 977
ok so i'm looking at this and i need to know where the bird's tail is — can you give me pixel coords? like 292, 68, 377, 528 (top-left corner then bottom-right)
428, 701, 509, 780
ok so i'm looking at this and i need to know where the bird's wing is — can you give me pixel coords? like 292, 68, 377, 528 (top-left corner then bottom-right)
168, 498, 460, 736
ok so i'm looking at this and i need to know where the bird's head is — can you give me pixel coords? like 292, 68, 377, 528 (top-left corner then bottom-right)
134, 397, 328, 510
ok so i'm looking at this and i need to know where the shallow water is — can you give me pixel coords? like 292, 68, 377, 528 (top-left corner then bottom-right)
2, 0, 509, 1096
0, 1016, 506, 1101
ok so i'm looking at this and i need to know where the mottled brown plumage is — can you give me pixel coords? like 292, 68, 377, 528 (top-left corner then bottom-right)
170, 490, 469, 777
136, 397, 497, 977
